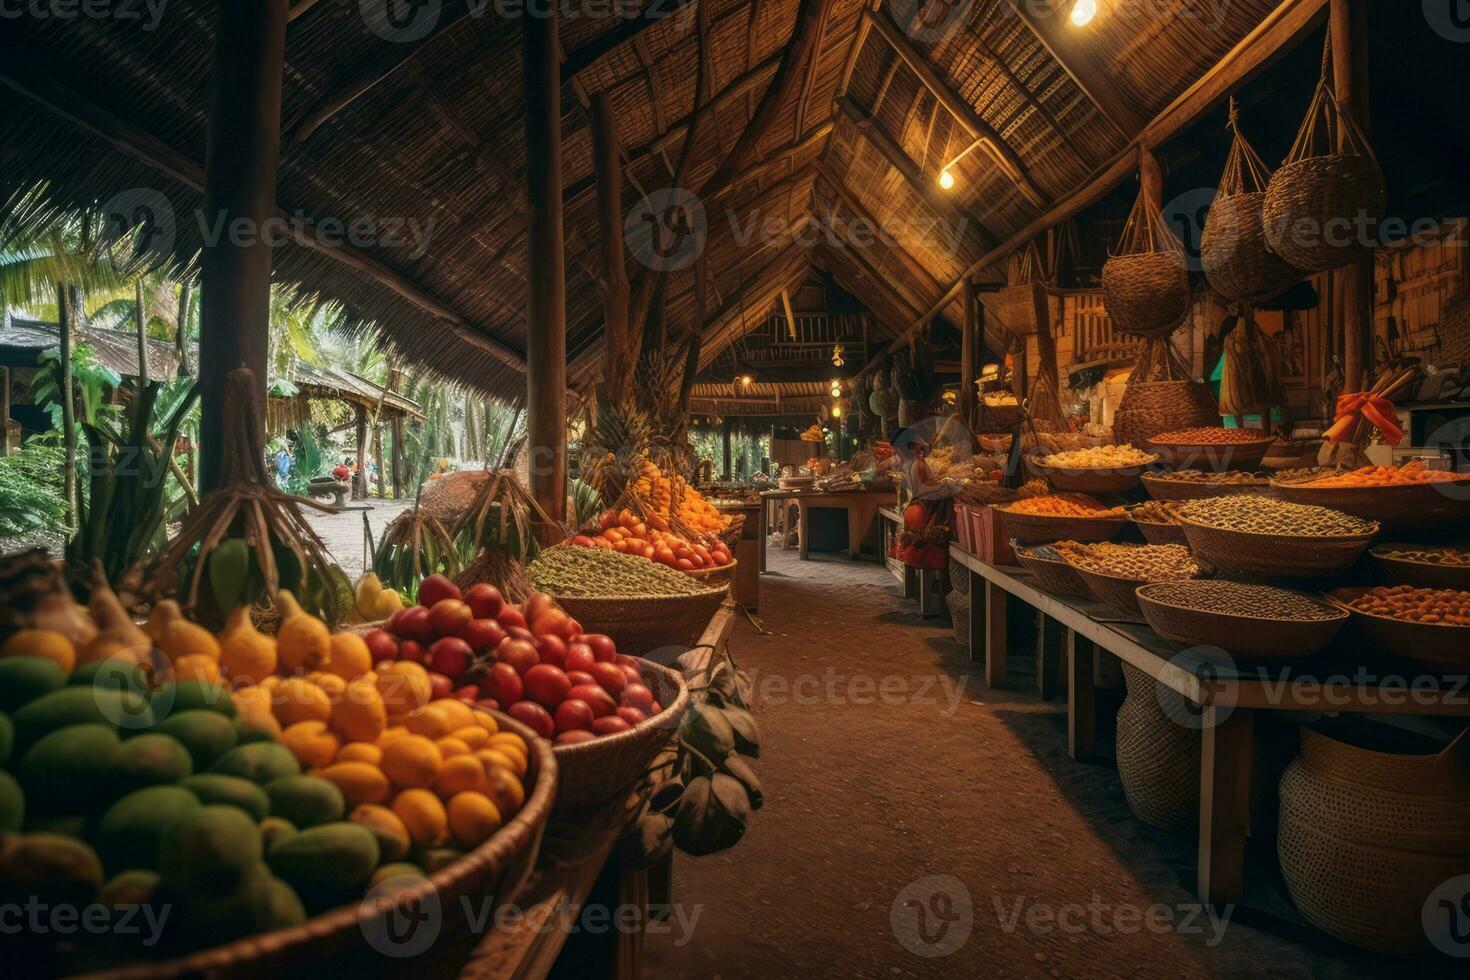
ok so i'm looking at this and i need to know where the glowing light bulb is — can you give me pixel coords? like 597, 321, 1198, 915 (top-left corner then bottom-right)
832, 404, 843, 418
938, 169, 955, 190
1070, 0, 1097, 27
739, 374, 753, 386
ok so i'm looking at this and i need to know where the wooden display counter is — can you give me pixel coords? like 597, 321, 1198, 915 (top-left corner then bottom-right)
760, 486, 894, 563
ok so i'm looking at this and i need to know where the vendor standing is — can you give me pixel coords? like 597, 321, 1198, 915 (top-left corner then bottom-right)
890, 434, 952, 571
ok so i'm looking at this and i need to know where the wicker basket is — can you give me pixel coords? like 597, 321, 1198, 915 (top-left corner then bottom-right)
1073, 566, 1153, 616
1369, 546, 1470, 591
1115, 664, 1200, 836
551, 659, 689, 811
1144, 436, 1276, 473
106, 709, 556, 978
553, 587, 730, 657
1136, 583, 1347, 659
1140, 472, 1271, 502
1270, 478, 1470, 535
683, 559, 737, 587
1326, 587, 1470, 675
1112, 381, 1219, 448
946, 590, 970, 646
1024, 454, 1157, 495
1013, 544, 1092, 598
1127, 513, 1188, 546
998, 508, 1127, 546
1278, 726, 1470, 955
949, 556, 971, 596
1175, 515, 1377, 581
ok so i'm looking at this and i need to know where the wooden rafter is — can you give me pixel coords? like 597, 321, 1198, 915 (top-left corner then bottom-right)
287, 0, 318, 22
561, 0, 698, 83
707, 122, 834, 203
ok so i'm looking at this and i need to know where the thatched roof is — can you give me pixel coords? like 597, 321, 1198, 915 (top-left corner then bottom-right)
5, 0, 1451, 402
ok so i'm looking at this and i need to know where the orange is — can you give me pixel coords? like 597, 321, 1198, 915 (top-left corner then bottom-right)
404, 704, 452, 740
392, 788, 448, 847
433, 755, 487, 798
450, 726, 490, 751
318, 761, 391, 806
446, 792, 503, 848
171, 654, 221, 685
307, 671, 348, 698
472, 712, 499, 735
331, 677, 387, 743
272, 677, 333, 727
325, 632, 374, 680
336, 742, 383, 766
485, 735, 528, 775
479, 760, 525, 817
380, 735, 442, 789
377, 725, 409, 748
434, 737, 471, 759
280, 720, 340, 769
377, 662, 431, 719
1, 629, 77, 675
429, 698, 474, 732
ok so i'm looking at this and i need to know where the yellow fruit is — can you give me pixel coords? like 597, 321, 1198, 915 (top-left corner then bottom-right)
2, 629, 77, 674
376, 662, 431, 719
331, 678, 387, 744
380, 735, 442, 789
217, 607, 277, 685
377, 726, 409, 748
434, 755, 487, 798
280, 721, 340, 768
434, 737, 470, 759
274, 590, 330, 673
392, 789, 448, 847
171, 654, 221, 684
480, 764, 525, 817
259, 675, 285, 694
272, 677, 332, 727
324, 633, 373, 680
159, 619, 220, 664
307, 671, 348, 698
371, 589, 404, 621
430, 699, 474, 732
143, 600, 183, 643
318, 762, 391, 806
336, 742, 383, 766
354, 574, 385, 622
348, 804, 411, 862
473, 712, 499, 735
446, 792, 502, 848
485, 734, 528, 774
404, 705, 452, 740
233, 685, 275, 718
450, 726, 490, 751
476, 749, 522, 778
82, 579, 151, 668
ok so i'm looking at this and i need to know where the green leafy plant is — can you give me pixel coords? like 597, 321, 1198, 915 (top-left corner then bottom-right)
0, 441, 68, 538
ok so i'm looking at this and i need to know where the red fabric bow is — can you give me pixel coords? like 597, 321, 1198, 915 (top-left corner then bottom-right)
1326, 392, 1404, 446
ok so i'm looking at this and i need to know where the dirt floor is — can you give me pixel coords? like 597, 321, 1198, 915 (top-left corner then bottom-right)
641, 550, 1394, 979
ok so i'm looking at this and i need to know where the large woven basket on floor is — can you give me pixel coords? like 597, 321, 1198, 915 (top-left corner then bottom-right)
1269, 478, 1470, 535
946, 590, 969, 646
1115, 664, 1199, 836
106, 709, 556, 978
1278, 726, 1470, 955
551, 659, 689, 812
553, 586, 729, 657
1176, 515, 1376, 581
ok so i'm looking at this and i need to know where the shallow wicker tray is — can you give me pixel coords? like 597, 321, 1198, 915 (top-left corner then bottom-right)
683, 558, 737, 586
1175, 515, 1378, 581
997, 507, 1127, 546
105, 709, 556, 978
1013, 544, 1091, 598
1270, 478, 1470, 534
1073, 566, 1155, 615
1136, 584, 1347, 659
554, 586, 730, 656
1140, 472, 1270, 502
1024, 454, 1157, 495
1144, 436, 1276, 472
551, 658, 689, 812
1327, 587, 1470, 674
1125, 509, 1189, 546
1368, 546, 1470, 590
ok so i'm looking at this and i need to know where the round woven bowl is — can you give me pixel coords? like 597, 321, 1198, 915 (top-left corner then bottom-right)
1127, 513, 1188, 546
550, 659, 689, 812
1140, 472, 1270, 502
997, 508, 1127, 546
1136, 583, 1347, 659
1263, 153, 1387, 273
1368, 546, 1470, 590
107, 709, 556, 979
553, 586, 730, 657
1024, 454, 1157, 495
1101, 251, 1191, 336
1201, 190, 1304, 303
1176, 515, 1377, 581
1013, 544, 1091, 598
683, 558, 737, 587
1326, 587, 1470, 675
1073, 566, 1153, 615
1144, 436, 1276, 473
1270, 478, 1470, 535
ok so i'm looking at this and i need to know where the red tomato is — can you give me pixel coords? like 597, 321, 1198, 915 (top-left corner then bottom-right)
397, 640, 426, 664
479, 662, 524, 705
676, 558, 694, 570
621, 683, 655, 714
363, 629, 399, 663
563, 642, 597, 675
523, 664, 571, 708
693, 545, 712, 565
464, 583, 504, 620
428, 599, 473, 638
417, 574, 461, 608
554, 698, 595, 734
454, 685, 479, 703
506, 626, 535, 643
392, 605, 432, 640
555, 729, 597, 745
582, 634, 618, 663
614, 654, 641, 669
618, 664, 642, 687
427, 671, 454, 700
570, 535, 595, 548
461, 618, 507, 653
508, 699, 554, 739
591, 715, 633, 736
496, 607, 527, 630
535, 634, 568, 668
531, 611, 577, 641
616, 706, 647, 727
522, 592, 557, 624
428, 637, 474, 681
588, 661, 627, 697
494, 638, 539, 676
475, 698, 500, 713
567, 683, 617, 718
565, 670, 596, 688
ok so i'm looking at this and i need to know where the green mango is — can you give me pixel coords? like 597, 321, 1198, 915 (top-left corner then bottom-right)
115, 733, 193, 791
151, 710, 239, 770
265, 776, 344, 829
96, 786, 202, 873
158, 805, 263, 898
0, 656, 66, 713
266, 822, 379, 898
210, 742, 300, 784
0, 771, 23, 833
16, 723, 123, 815
179, 774, 271, 821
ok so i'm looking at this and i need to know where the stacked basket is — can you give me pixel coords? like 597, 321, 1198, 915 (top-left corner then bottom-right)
1115, 664, 1200, 836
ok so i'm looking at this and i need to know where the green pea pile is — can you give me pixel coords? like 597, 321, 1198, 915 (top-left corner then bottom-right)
530, 545, 706, 597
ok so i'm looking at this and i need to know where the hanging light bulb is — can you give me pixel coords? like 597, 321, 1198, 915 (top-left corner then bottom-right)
830, 379, 842, 398
1069, 0, 1097, 26
832, 403, 843, 419
938, 169, 956, 190
739, 374, 754, 387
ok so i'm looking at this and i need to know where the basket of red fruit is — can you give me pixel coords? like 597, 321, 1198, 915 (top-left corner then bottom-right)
367, 576, 691, 813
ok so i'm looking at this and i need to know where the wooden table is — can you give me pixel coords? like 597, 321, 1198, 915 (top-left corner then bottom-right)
949, 545, 1470, 908
713, 502, 761, 610
760, 487, 893, 562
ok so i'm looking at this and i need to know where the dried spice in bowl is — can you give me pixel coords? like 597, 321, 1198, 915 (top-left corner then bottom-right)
1178, 495, 1376, 537
1343, 585, 1470, 625
1052, 541, 1199, 582
1144, 580, 1343, 621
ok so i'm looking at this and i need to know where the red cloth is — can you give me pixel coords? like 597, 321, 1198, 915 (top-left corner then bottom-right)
1326, 392, 1404, 446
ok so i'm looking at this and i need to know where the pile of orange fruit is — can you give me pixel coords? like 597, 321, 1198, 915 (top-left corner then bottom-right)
578, 509, 733, 570
1005, 493, 1121, 517
632, 459, 729, 535
1303, 461, 1461, 488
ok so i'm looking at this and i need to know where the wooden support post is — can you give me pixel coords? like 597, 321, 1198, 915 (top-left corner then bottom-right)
960, 279, 978, 426
389, 368, 404, 499
1198, 707, 1255, 906
983, 580, 1008, 689
966, 567, 984, 663
58, 284, 78, 528
175, 282, 192, 376
1067, 630, 1097, 760
1331, 0, 1371, 391
198, 0, 288, 491
373, 425, 385, 498
591, 89, 630, 402
133, 281, 149, 387
353, 403, 368, 500
524, 5, 567, 536
721, 416, 732, 478
1036, 612, 1064, 701
0, 366, 9, 457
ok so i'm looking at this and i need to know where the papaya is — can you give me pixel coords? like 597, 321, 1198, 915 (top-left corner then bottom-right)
115, 733, 193, 790
170, 862, 275, 947
0, 771, 22, 832
0, 656, 65, 713
179, 774, 271, 821
17, 723, 123, 814
152, 679, 236, 719
95, 786, 202, 873
99, 868, 161, 908
157, 804, 263, 897
0, 833, 104, 909
265, 776, 345, 829
210, 742, 301, 784
67, 657, 150, 696
266, 876, 307, 929
0, 711, 11, 767
369, 861, 426, 890
13, 687, 153, 748
151, 710, 239, 770
258, 816, 298, 850
266, 822, 379, 898
82, 577, 152, 669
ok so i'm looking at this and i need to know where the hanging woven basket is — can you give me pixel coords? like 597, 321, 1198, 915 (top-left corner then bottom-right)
993, 244, 1046, 336
1202, 100, 1305, 303
1102, 176, 1192, 337
1263, 34, 1386, 274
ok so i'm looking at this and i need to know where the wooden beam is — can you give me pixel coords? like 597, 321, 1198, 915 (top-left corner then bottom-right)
707, 122, 833, 203
960, 280, 978, 425
524, 7, 567, 533
781, 289, 799, 340
1332, 0, 1371, 392
0, 61, 526, 372
560, 0, 698, 83
590, 89, 631, 402
287, 0, 318, 22
1002, 0, 1147, 138
198, 0, 288, 491
837, 0, 881, 96
865, 9, 1047, 208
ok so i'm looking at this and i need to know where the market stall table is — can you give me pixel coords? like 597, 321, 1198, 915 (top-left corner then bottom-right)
949, 544, 1470, 909
760, 486, 893, 564
879, 505, 942, 617
712, 500, 761, 610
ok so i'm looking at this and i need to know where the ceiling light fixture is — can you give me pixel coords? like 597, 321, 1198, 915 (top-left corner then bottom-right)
1070, 0, 1097, 27
938, 169, 955, 190
830, 379, 842, 398
832, 404, 843, 418
831, 343, 845, 367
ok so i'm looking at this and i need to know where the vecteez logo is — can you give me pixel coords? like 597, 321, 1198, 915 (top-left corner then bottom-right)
1425, 0, 1470, 42
361, 0, 443, 42
624, 188, 707, 272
